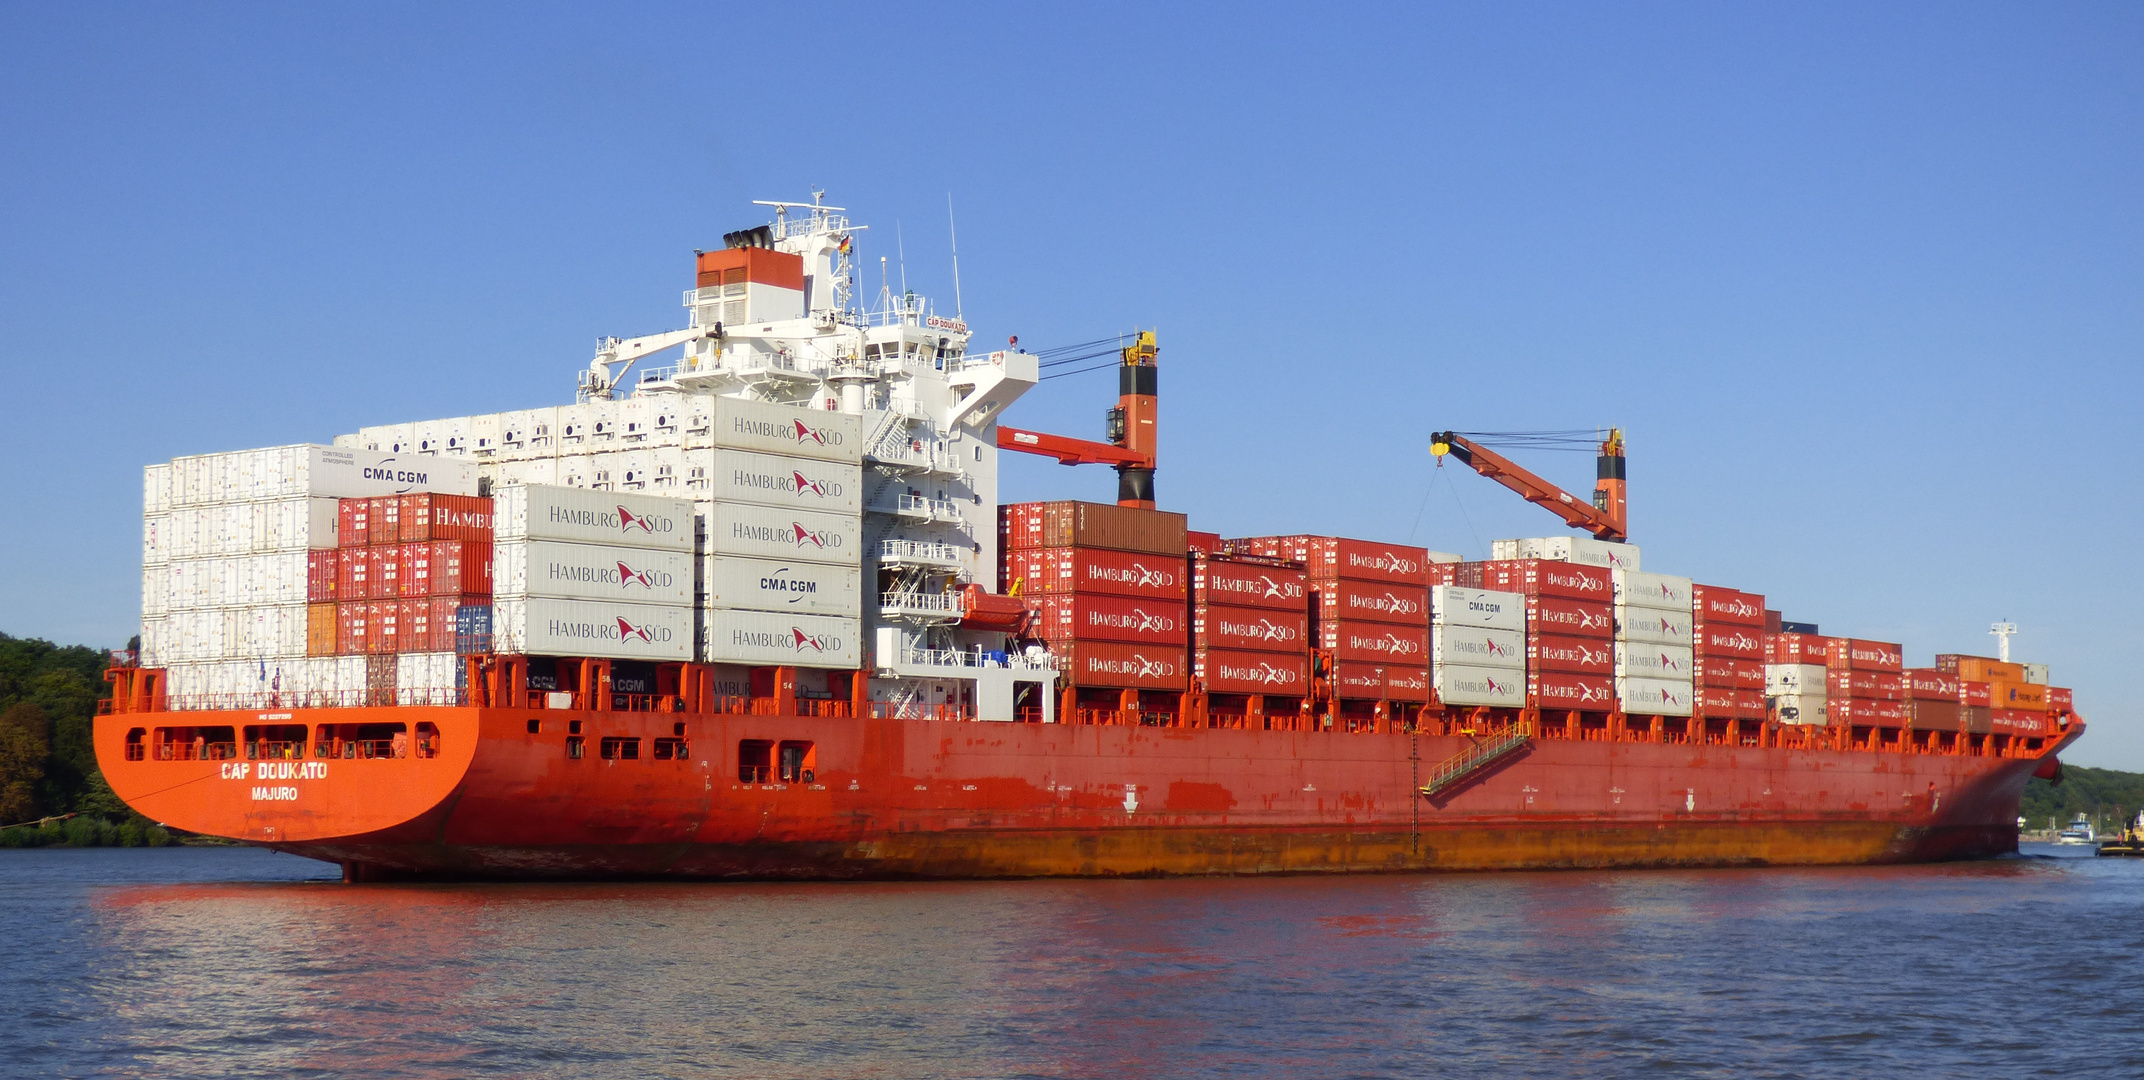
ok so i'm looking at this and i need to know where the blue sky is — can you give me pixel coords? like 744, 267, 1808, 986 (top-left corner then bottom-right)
3, 4, 2139, 764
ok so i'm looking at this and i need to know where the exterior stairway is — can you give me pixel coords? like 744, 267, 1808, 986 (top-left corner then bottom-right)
1419, 721, 1535, 799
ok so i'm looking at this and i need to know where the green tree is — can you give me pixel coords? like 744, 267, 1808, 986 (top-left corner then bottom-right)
0, 701, 50, 824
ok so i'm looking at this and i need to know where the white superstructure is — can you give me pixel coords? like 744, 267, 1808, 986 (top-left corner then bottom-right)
335, 195, 1056, 720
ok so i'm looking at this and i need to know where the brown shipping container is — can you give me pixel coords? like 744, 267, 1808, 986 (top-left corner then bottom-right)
1532, 671, 1615, 711
1314, 579, 1428, 625
1963, 705, 1993, 735
1529, 635, 1613, 675
1057, 641, 1187, 690
1197, 649, 1310, 695
1002, 546, 1187, 601
1195, 604, 1309, 653
399, 493, 494, 542
1001, 501, 1188, 555
1527, 596, 1613, 638
1482, 559, 1612, 602
1908, 698, 1966, 733
1034, 595, 1188, 646
1692, 623, 1765, 659
1234, 536, 1432, 586
336, 601, 370, 654
307, 548, 340, 604
306, 602, 338, 656
1193, 556, 1308, 611
406, 540, 494, 598
1323, 623, 1429, 664
1959, 680, 1993, 708
1989, 680, 2048, 711
1693, 585, 1766, 626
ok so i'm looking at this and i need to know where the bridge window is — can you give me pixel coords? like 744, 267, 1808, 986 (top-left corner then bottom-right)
739, 739, 772, 783
566, 735, 584, 759
653, 737, 688, 760
244, 724, 308, 760
600, 737, 641, 761
153, 726, 236, 761
778, 741, 816, 783
125, 727, 146, 761
415, 722, 441, 759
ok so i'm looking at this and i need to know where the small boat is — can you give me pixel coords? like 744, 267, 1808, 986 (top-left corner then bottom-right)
2054, 813, 2097, 845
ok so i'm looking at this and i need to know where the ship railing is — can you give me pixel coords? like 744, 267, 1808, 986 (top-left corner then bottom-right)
864, 701, 975, 721
881, 591, 963, 616
879, 539, 965, 564
245, 740, 307, 760
313, 739, 407, 760
157, 688, 471, 712
899, 647, 1054, 672
153, 741, 238, 762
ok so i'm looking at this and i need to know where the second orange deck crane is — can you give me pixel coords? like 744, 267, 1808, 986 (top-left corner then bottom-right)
1429, 429, 1630, 542
995, 332, 1159, 509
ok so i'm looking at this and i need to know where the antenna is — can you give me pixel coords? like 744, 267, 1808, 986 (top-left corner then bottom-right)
948, 193, 964, 318
1990, 621, 2018, 662
897, 221, 908, 300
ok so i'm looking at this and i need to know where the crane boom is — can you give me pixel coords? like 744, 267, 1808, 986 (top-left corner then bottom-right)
993, 332, 1160, 509
1430, 429, 1629, 542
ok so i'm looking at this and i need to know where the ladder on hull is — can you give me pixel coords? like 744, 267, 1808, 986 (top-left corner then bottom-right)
1420, 721, 1534, 799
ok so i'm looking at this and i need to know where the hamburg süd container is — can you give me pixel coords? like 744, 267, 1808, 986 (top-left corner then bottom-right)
705, 447, 864, 514
492, 484, 695, 552
492, 539, 692, 605
1430, 626, 1525, 669
1614, 643, 1693, 680
1033, 594, 1189, 646
701, 501, 864, 566
1616, 676, 1694, 717
1233, 536, 1438, 586
1055, 641, 1188, 690
1002, 547, 1186, 601
1491, 536, 1640, 572
1611, 569, 1693, 612
1323, 623, 1430, 664
493, 596, 695, 662
1614, 606, 1691, 646
1525, 596, 1612, 638
1692, 585, 1765, 626
712, 396, 863, 464
1529, 635, 1613, 675
1193, 605, 1308, 653
1532, 671, 1615, 711
1434, 664, 1526, 708
1479, 558, 1612, 601
1195, 649, 1310, 695
700, 608, 862, 668
1692, 624, 1764, 658
1315, 579, 1428, 624
1193, 556, 1308, 610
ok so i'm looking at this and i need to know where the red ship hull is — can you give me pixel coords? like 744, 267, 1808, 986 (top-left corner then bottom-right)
96, 704, 2072, 881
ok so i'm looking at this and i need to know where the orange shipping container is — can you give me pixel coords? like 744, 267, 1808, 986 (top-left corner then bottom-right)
1000, 501, 1188, 556
306, 602, 338, 656
1954, 657, 2024, 683
398, 493, 494, 543
1989, 680, 2048, 711
405, 540, 493, 598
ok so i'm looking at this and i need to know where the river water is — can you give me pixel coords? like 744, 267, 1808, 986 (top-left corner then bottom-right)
3, 845, 2140, 1079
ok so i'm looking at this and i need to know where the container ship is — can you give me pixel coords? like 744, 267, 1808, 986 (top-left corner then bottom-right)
96, 195, 2084, 881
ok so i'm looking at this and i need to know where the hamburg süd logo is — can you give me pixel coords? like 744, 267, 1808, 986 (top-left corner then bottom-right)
616, 617, 654, 642
617, 561, 655, 589
617, 506, 654, 533
792, 471, 829, 498
792, 419, 830, 445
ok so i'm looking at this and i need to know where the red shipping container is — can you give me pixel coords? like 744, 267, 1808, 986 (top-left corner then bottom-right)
307, 548, 340, 604
1034, 595, 1187, 646
1959, 680, 1992, 707
1196, 649, 1309, 695
1331, 661, 1388, 699
2049, 687, 2073, 711
1828, 669, 1904, 700
1903, 667, 1961, 701
1531, 672, 1615, 711
1193, 557, 1308, 611
1323, 622, 1429, 664
1057, 641, 1187, 690
1002, 547, 1187, 601
336, 601, 370, 654
335, 546, 376, 600
1733, 658, 1766, 690
337, 498, 372, 547
367, 544, 407, 598
1767, 632, 1838, 664
1482, 559, 1613, 602
1698, 684, 1738, 715
1195, 604, 1309, 653
1186, 530, 1222, 556
1234, 535, 1431, 586
1693, 585, 1766, 627
369, 599, 410, 654
1526, 596, 1613, 638
1990, 709, 2050, 738
1386, 666, 1430, 703
1529, 635, 1613, 675
369, 495, 404, 544
403, 596, 465, 653
1734, 689, 1767, 717
406, 540, 493, 598
399, 493, 494, 542
1314, 579, 1427, 624
1832, 638, 1903, 672
1692, 623, 1765, 660
1429, 562, 1458, 587
1908, 699, 1966, 732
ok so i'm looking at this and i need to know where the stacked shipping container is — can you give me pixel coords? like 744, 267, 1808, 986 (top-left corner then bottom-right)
490, 485, 695, 662
1191, 554, 1311, 697
1000, 501, 1190, 690
313, 492, 494, 656
1612, 569, 1695, 716
1691, 585, 1767, 720
1430, 586, 1528, 707
1474, 559, 1615, 712
1227, 537, 1447, 703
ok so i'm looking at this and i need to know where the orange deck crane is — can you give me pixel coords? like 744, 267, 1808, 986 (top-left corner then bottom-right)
1429, 429, 1629, 542
995, 331, 1159, 509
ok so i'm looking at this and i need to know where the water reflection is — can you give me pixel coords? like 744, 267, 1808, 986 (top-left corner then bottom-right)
5, 849, 2132, 1078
